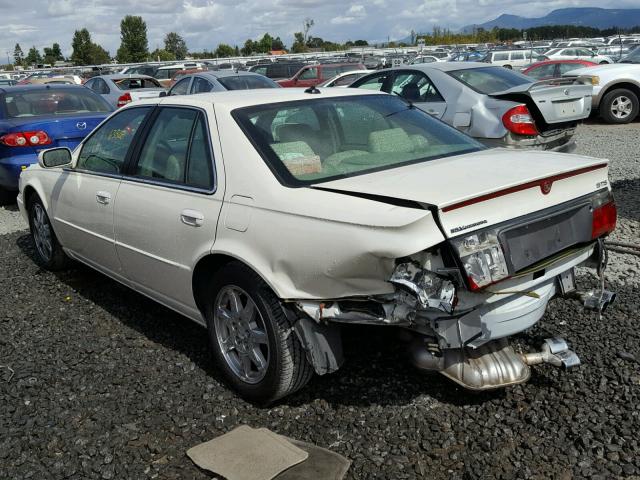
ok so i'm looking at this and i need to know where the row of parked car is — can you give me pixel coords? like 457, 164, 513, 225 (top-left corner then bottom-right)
4, 54, 640, 203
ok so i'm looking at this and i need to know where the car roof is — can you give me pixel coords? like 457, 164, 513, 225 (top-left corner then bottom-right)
196, 71, 271, 80
99, 74, 155, 80
0, 84, 89, 94
390, 62, 493, 72
138, 87, 385, 110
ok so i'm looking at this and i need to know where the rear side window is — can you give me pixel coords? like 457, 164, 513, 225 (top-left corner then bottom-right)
493, 53, 509, 61
170, 78, 191, 96
510, 52, 525, 60
192, 77, 213, 93
390, 72, 444, 103
134, 108, 214, 190
448, 67, 531, 94
352, 72, 390, 91
3, 88, 112, 118
114, 78, 160, 90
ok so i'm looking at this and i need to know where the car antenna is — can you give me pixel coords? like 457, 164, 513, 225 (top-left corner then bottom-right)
304, 86, 321, 94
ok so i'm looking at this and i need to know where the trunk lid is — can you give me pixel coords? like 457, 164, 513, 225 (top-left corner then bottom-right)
315, 149, 609, 238
127, 88, 165, 101
2, 112, 108, 151
490, 78, 593, 125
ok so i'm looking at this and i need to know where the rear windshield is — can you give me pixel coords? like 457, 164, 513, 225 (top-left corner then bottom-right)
218, 75, 278, 90
2, 88, 112, 117
448, 67, 532, 94
114, 78, 160, 90
233, 95, 482, 186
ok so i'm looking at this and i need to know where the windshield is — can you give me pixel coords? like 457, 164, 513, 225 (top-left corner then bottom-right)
233, 95, 483, 186
3, 88, 112, 117
448, 66, 532, 94
218, 75, 278, 90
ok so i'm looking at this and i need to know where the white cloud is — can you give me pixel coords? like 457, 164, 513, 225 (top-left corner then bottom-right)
2, 0, 640, 58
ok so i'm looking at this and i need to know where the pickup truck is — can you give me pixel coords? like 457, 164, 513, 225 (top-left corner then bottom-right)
18, 88, 617, 403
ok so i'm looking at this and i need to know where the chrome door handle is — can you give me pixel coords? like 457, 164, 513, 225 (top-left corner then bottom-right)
180, 209, 204, 227
96, 191, 111, 205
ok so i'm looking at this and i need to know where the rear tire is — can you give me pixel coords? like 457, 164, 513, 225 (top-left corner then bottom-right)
599, 88, 639, 124
27, 196, 69, 270
503, 64, 513, 70
204, 261, 313, 404
0, 187, 16, 206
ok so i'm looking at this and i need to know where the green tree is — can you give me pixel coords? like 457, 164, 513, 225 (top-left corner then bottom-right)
90, 44, 111, 64
164, 32, 187, 60
71, 28, 93, 65
354, 39, 368, 46
117, 15, 149, 62
150, 48, 176, 61
13, 43, 24, 65
25, 46, 42, 65
214, 43, 235, 58
241, 39, 257, 56
43, 43, 64, 65
291, 32, 306, 53
257, 33, 273, 53
272, 36, 285, 51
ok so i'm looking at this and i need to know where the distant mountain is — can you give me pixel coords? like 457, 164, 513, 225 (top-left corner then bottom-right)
461, 8, 640, 33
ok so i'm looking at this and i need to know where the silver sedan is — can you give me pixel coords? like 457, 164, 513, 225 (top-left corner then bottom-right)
350, 62, 593, 152
165, 71, 280, 96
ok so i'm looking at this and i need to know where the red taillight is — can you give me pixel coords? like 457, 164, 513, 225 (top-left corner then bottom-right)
502, 104, 539, 136
117, 92, 132, 108
591, 201, 617, 239
0, 131, 52, 147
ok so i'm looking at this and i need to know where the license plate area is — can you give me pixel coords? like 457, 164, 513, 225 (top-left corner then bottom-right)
500, 204, 592, 273
553, 98, 583, 118
558, 268, 576, 295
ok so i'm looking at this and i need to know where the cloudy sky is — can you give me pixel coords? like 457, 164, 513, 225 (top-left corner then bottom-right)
1, 0, 639, 59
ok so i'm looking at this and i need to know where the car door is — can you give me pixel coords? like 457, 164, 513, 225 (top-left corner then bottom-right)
114, 105, 223, 317
51, 106, 152, 278
389, 70, 447, 118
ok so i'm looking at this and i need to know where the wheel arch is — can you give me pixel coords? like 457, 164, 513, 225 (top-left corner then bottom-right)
600, 82, 640, 104
191, 252, 282, 317
22, 182, 50, 212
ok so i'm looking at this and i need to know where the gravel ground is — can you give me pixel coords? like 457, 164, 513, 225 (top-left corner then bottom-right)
1, 122, 639, 480
0, 203, 26, 235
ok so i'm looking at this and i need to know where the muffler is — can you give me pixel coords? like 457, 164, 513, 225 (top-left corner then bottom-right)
408, 336, 581, 390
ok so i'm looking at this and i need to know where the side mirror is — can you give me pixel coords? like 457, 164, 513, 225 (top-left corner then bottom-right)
38, 148, 72, 169
159, 91, 168, 97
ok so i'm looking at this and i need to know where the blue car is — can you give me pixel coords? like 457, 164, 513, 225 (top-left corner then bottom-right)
0, 85, 113, 203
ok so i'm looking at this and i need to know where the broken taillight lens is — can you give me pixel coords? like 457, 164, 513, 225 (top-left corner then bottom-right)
451, 230, 510, 291
117, 92, 132, 108
502, 104, 539, 136
591, 201, 617, 239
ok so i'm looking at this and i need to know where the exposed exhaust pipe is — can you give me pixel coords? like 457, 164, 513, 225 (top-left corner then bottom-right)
521, 337, 581, 369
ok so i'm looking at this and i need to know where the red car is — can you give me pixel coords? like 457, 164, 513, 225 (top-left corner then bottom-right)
522, 59, 597, 80
277, 63, 365, 88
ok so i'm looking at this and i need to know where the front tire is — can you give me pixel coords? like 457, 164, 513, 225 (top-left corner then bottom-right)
28, 196, 69, 270
205, 262, 313, 404
599, 88, 639, 124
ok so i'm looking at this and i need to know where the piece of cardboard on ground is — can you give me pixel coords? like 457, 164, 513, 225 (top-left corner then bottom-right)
273, 436, 350, 480
187, 425, 308, 480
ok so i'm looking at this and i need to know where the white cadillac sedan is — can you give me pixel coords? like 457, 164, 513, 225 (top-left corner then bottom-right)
17, 88, 617, 403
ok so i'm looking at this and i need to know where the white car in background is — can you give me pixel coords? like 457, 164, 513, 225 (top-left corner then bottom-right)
317, 70, 375, 87
564, 63, 640, 123
18, 88, 617, 403
546, 47, 613, 64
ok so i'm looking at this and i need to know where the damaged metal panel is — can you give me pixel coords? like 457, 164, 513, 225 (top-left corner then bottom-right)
293, 317, 344, 375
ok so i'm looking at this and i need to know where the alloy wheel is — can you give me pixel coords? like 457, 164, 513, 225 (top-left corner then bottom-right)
611, 95, 633, 120
214, 286, 270, 384
32, 203, 53, 262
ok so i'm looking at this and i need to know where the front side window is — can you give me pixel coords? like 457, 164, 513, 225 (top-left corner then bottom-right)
298, 67, 318, 80
134, 108, 213, 189
493, 53, 509, 61
234, 95, 482, 186
351, 72, 390, 91
170, 78, 191, 96
77, 107, 150, 174
391, 72, 444, 103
